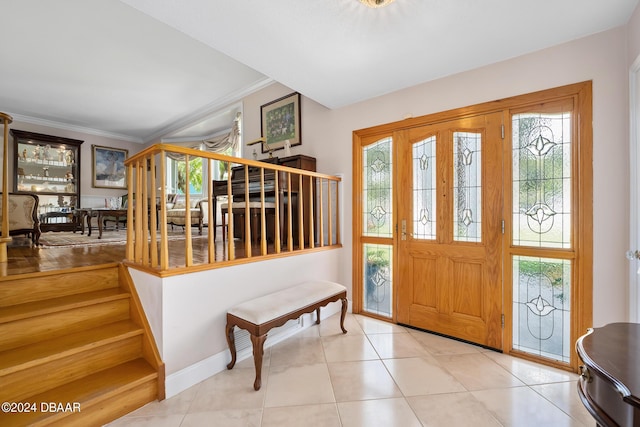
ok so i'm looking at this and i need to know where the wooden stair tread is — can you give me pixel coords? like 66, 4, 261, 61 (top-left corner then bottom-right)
0, 264, 163, 426
0, 265, 120, 308
0, 288, 130, 324
0, 320, 143, 375
0, 358, 157, 426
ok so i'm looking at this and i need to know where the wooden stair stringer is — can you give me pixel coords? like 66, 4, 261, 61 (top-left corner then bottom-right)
0, 263, 165, 426
119, 263, 166, 400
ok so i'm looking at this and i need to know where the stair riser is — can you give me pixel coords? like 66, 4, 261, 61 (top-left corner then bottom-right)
0, 299, 130, 351
0, 265, 162, 427
34, 378, 158, 427
0, 336, 144, 403
0, 267, 119, 307
0, 373, 158, 427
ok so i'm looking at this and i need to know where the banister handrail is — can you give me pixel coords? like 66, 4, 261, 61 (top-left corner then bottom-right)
125, 144, 338, 179
123, 143, 341, 276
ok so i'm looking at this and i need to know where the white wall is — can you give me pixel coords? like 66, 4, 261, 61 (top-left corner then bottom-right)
128, 21, 635, 397
627, 3, 640, 321
8, 11, 636, 397
129, 249, 345, 397
246, 27, 630, 327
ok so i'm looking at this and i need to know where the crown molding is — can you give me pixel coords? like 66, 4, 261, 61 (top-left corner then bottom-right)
6, 76, 274, 145
162, 126, 233, 144
143, 76, 274, 144
7, 113, 144, 143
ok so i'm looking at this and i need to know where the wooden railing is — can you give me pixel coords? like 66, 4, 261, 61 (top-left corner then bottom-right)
123, 144, 341, 275
0, 112, 13, 264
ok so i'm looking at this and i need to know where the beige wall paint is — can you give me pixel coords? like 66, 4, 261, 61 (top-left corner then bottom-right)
4, 18, 636, 379
241, 26, 630, 327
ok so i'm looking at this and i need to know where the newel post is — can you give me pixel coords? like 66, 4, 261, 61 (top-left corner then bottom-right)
0, 112, 13, 263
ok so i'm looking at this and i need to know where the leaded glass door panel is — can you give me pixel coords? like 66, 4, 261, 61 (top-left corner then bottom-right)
509, 100, 577, 363
396, 113, 504, 348
361, 136, 394, 317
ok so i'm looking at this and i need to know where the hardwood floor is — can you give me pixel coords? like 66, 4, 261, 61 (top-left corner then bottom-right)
1, 229, 287, 277
3, 235, 127, 277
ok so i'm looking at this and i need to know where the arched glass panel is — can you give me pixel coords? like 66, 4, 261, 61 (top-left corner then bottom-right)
453, 132, 482, 242
412, 136, 436, 240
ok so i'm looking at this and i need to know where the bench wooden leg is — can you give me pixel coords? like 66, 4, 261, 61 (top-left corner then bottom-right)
225, 323, 237, 370
250, 333, 268, 390
315, 307, 321, 325
340, 297, 348, 334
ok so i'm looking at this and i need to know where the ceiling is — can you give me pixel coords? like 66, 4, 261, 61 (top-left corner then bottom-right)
0, 0, 637, 144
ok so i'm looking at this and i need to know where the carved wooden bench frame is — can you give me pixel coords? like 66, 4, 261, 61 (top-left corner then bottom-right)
225, 286, 348, 390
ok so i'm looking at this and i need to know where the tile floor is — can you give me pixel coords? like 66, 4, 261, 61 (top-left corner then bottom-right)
107, 314, 594, 426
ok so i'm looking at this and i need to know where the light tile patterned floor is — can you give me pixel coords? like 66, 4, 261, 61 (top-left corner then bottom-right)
106, 314, 594, 426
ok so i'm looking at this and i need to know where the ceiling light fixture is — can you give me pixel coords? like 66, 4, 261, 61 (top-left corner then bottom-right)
359, 0, 395, 8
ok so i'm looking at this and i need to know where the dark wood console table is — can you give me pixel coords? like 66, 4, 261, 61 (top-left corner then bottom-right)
76, 208, 127, 239
576, 323, 640, 427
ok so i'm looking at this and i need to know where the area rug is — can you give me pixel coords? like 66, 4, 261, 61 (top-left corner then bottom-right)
38, 229, 207, 248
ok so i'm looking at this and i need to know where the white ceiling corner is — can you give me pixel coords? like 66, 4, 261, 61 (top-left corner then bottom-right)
0, 0, 636, 143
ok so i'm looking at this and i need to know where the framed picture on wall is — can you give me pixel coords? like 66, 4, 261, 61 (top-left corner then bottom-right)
260, 91, 301, 152
92, 145, 128, 189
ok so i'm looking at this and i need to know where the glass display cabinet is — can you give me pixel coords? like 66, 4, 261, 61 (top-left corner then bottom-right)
11, 129, 83, 232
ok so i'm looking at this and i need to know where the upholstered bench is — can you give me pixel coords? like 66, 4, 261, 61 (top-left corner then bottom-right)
225, 281, 348, 390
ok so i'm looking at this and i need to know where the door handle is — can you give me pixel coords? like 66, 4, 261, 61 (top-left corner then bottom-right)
401, 219, 407, 240
626, 250, 640, 260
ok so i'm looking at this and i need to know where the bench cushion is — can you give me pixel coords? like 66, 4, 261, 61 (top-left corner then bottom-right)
228, 281, 347, 325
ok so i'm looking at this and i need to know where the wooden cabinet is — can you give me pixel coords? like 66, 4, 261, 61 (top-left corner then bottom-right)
278, 154, 316, 172
12, 129, 83, 232
278, 155, 316, 245
576, 323, 640, 427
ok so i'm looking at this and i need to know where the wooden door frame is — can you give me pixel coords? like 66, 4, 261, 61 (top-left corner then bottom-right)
630, 57, 640, 323
353, 81, 592, 371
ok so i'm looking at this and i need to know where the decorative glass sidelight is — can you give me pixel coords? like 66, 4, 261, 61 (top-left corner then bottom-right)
412, 136, 436, 239
363, 137, 393, 238
512, 112, 571, 248
512, 256, 571, 362
512, 110, 573, 363
363, 243, 393, 317
453, 132, 482, 242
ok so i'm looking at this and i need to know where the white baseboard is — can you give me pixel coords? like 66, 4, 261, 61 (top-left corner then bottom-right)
164, 301, 346, 398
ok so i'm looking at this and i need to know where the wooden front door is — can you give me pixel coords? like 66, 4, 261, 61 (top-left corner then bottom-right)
396, 112, 504, 349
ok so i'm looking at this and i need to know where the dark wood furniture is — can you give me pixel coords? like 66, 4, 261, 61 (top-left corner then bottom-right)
225, 281, 347, 391
88, 208, 128, 238
11, 129, 83, 232
74, 208, 92, 235
212, 154, 316, 244
73, 208, 128, 238
576, 323, 640, 427
220, 201, 276, 243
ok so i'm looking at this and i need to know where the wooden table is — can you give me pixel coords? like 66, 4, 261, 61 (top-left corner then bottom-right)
74, 208, 92, 235
77, 208, 127, 239
576, 322, 640, 427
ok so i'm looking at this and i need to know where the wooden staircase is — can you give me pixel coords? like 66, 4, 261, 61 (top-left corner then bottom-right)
0, 263, 164, 427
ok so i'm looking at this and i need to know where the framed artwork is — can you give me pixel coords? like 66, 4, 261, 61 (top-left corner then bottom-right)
260, 91, 301, 152
92, 144, 128, 189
